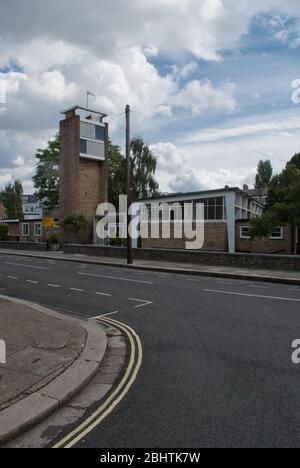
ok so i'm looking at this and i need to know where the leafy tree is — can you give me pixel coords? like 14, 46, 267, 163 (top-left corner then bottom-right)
130, 137, 159, 200
60, 213, 88, 243
250, 153, 300, 238
0, 180, 23, 219
33, 135, 59, 212
0, 223, 9, 241
107, 138, 160, 205
255, 160, 273, 189
108, 142, 125, 207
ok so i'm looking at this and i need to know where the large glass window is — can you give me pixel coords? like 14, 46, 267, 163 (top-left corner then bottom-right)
193, 197, 224, 220
80, 139, 105, 159
80, 121, 105, 141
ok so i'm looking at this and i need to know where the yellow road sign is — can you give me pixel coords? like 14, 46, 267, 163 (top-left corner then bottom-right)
42, 217, 55, 228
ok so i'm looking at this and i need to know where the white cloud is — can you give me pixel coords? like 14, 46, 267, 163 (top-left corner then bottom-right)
172, 80, 236, 115
0, 0, 300, 192
168, 167, 256, 193
183, 117, 300, 143
151, 140, 257, 193
150, 142, 190, 174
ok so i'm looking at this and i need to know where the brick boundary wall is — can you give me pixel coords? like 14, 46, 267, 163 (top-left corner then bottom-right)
0, 241, 47, 251
63, 244, 300, 271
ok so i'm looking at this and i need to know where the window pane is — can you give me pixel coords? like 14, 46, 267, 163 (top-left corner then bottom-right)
80, 121, 96, 139
216, 205, 223, 220
86, 140, 105, 158
80, 139, 87, 154
95, 125, 105, 141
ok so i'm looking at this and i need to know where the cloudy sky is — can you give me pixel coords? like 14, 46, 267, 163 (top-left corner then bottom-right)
0, 0, 300, 194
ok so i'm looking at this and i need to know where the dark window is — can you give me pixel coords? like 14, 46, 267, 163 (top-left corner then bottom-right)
80, 139, 87, 154
216, 205, 223, 220
95, 125, 105, 141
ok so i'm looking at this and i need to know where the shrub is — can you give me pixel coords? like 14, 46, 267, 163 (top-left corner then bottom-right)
47, 232, 59, 245
0, 223, 9, 241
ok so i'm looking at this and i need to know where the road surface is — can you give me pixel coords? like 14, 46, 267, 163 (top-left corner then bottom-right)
1, 252, 300, 448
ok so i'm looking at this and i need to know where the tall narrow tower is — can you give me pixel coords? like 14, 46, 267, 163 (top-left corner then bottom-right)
59, 105, 108, 239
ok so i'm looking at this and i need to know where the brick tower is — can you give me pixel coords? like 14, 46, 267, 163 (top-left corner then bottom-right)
59, 105, 108, 240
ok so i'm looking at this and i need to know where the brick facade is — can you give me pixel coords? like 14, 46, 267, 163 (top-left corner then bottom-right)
141, 222, 227, 251
236, 221, 292, 255
59, 110, 108, 240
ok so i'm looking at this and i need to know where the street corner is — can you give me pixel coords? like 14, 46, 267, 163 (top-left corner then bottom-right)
0, 295, 108, 445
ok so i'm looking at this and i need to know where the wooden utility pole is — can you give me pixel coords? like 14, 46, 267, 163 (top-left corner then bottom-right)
126, 104, 133, 265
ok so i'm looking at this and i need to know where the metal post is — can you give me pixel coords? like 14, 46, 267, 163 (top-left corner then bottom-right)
126, 105, 133, 265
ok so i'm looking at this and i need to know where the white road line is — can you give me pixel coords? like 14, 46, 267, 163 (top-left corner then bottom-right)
128, 298, 153, 308
5, 262, 50, 270
204, 288, 300, 302
78, 272, 154, 284
89, 311, 119, 320
186, 277, 211, 282
96, 292, 112, 297
216, 281, 232, 285
48, 284, 60, 288
8, 276, 18, 280
26, 280, 38, 284
70, 288, 84, 292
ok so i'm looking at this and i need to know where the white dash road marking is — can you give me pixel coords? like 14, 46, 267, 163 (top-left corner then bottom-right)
5, 262, 50, 270
78, 272, 154, 285
128, 298, 153, 308
7, 276, 18, 280
204, 289, 300, 303
249, 284, 270, 289
89, 311, 119, 320
48, 284, 60, 288
26, 280, 38, 284
96, 292, 112, 297
70, 288, 84, 292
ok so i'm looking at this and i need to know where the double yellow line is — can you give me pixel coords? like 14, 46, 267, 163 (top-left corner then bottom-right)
53, 317, 143, 448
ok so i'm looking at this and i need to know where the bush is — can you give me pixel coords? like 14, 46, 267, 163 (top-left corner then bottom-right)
60, 213, 89, 243
0, 223, 9, 241
47, 232, 59, 245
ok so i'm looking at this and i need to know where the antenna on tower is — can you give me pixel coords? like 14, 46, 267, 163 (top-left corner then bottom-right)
86, 91, 96, 117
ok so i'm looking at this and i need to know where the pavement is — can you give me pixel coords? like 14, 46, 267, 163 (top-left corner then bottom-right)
1, 251, 300, 447
0, 295, 107, 444
0, 248, 299, 285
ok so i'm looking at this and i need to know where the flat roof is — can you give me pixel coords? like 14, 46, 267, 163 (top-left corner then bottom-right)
61, 105, 108, 118
138, 187, 241, 202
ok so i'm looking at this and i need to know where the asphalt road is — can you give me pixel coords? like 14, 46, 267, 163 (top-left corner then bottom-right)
1, 252, 300, 448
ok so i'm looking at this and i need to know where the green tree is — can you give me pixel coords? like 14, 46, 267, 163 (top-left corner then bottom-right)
130, 137, 159, 200
0, 223, 9, 241
108, 142, 125, 207
33, 135, 59, 212
250, 153, 300, 238
255, 160, 273, 189
60, 213, 88, 243
0, 180, 23, 219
